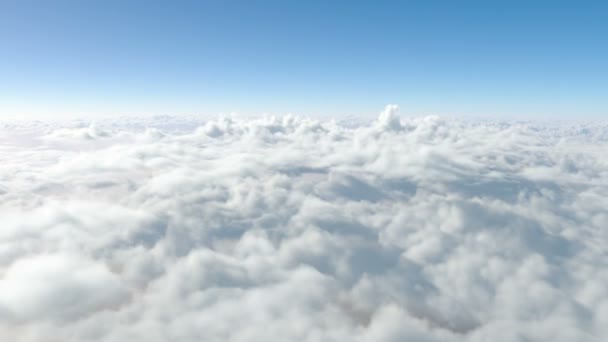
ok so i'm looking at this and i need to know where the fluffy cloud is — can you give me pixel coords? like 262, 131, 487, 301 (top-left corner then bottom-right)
0, 106, 607, 341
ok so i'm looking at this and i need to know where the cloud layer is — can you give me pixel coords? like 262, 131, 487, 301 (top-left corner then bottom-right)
1, 107, 607, 341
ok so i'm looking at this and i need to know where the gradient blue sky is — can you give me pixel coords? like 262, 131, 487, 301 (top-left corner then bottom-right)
1, 0, 607, 119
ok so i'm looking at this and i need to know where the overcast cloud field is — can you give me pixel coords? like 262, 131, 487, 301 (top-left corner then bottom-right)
1, 106, 607, 341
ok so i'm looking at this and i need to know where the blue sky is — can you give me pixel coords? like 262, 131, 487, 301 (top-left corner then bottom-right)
1, 0, 606, 119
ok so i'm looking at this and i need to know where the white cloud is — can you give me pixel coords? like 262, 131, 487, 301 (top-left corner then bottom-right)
0, 106, 607, 341
0, 254, 128, 322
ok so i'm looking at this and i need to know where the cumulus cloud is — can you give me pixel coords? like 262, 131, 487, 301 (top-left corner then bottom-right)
0, 106, 607, 341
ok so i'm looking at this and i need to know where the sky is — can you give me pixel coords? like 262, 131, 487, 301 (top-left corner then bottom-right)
1, 0, 607, 119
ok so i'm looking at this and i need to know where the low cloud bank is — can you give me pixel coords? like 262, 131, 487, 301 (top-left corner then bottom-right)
1, 107, 607, 341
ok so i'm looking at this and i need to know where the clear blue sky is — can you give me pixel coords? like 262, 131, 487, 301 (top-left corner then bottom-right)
1, 0, 606, 119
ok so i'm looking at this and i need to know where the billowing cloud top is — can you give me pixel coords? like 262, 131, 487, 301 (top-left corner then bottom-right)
1, 107, 607, 341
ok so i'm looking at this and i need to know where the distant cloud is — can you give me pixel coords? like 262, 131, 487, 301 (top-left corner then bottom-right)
0, 106, 607, 341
